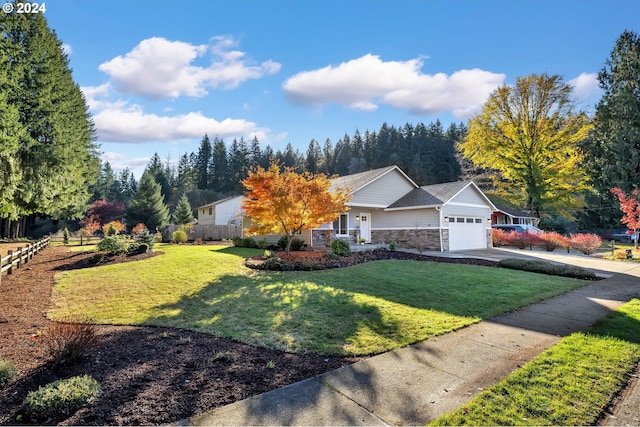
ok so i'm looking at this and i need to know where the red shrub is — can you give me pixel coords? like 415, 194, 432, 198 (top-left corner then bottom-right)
504, 231, 537, 249
102, 220, 127, 236
569, 233, 602, 255
538, 231, 570, 251
492, 228, 509, 247
131, 223, 147, 236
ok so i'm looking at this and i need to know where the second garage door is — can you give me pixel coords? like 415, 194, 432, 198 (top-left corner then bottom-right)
448, 216, 486, 251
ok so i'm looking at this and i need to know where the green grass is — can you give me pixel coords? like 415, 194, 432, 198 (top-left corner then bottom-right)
431, 299, 640, 426
50, 244, 590, 356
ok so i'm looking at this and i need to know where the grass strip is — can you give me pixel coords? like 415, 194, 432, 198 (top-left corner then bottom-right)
431, 299, 640, 426
50, 244, 590, 356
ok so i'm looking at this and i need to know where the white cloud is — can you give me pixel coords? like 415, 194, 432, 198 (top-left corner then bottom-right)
93, 106, 266, 143
282, 54, 506, 119
101, 152, 150, 171
62, 43, 72, 55
569, 73, 600, 101
98, 36, 281, 99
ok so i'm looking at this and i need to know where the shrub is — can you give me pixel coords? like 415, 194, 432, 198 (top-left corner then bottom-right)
134, 229, 155, 251
538, 231, 570, 251
277, 235, 289, 250
172, 229, 188, 244
570, 233, 603, 255
0, 359, 17, 388
389, 241, 397, 251
242, 237, 258, 248
195, 237, 204, 245
97, 235, 130, 255
22, 375, 100, 421
136, 243, 149, 254
498, 258, 596, 280
503, 231, 532, 249
131, 223, 147, 236
43, 316, 98, 364
62, 228, 70, 245
330, 238, 351, 256
290, 237, 305, 251
256, 238, 267, 249
491, 228, 509, 247
102, 220, 126, 236
232, 236, 243, 247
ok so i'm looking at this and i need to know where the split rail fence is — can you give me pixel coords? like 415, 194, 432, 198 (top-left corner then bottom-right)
0, 236, 51, 285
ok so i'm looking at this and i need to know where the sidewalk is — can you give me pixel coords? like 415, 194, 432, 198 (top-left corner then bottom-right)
182, 249, 640, 426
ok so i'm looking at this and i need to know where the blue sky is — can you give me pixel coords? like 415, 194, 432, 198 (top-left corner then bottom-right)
43, 0, 640, 178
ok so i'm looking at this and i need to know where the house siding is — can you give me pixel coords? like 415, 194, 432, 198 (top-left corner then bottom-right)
374, 209, 439, 229
215, 196, 244, 225
350, 170, 416, 206
449, 185, 489, 206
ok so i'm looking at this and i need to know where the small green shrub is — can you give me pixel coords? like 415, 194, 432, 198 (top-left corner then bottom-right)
0, 359, 17, 388
330, 238, 351, 256
62, 228, 70, 245
134, 229, 155, 251
389, 241, 397, 251
136, 243, 149, 254
498, 258, 596, 280
97, 235, 130, 255
43, 316, 98, 364
172, 230, 188, 244
232, 236, 243, 247
257, 238, 267, 249
323, 252, 340, 260
277, 235, 289, 250
242, 237, 258, 248
22, 375, 100, 420
264, 256, 285, 270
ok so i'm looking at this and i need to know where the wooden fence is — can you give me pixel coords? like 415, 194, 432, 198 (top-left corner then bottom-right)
0, 236, 51, 285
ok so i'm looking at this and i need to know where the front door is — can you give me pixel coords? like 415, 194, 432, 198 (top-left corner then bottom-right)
360, 213, 371, 243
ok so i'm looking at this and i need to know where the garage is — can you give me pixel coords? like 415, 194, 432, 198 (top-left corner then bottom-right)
448, 216, 486, 251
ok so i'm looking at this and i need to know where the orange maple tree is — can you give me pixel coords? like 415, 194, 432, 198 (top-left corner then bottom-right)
241, 163, 351, 252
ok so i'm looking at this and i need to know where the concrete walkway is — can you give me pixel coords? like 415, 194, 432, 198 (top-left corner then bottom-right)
182, 248, 640, 426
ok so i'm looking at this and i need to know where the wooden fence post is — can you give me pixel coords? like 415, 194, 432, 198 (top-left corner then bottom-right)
7, 250, 13, 275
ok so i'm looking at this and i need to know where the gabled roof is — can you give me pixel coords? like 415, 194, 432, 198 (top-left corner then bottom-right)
330, 165, 418, 193
486, 194, 538, 219
387, 180, 497, 211
197, 195, 242, 210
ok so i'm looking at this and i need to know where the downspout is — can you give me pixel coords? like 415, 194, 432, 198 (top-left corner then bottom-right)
436, 206, 444, 252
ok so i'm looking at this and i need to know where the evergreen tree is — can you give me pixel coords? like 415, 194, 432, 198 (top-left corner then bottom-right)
0, 9, 99, 236
173, 193, 194, 225
127, 172, 169, 232
322, 138, 334, 174
211, 137, 229, 191
306, 139, 322, 174
196, 134, 212, 189
145, 153, 171, 201
582, 30, 640, 228
177, 153, 195, 190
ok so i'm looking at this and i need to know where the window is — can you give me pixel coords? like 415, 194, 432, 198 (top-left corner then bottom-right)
475, 218, 483, 223
208, 208, 213, 215
333, 214, 348, 235
456, 217, 465, 223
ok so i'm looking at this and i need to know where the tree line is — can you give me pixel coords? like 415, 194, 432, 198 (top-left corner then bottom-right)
0, 9, 100, 238
90, 120, 464, 221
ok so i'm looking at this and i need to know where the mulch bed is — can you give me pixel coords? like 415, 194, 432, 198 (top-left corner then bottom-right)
0, 245, 496, 425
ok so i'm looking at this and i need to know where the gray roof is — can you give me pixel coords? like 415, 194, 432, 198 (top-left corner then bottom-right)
387, 180, 478, 209
330, 165, 400, 193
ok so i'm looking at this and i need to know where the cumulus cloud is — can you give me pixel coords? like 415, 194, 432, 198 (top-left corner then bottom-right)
82, 85, 269, 143
568, 72, 600, 101
98, 36, 281, 99
62, 43, 72, 55
282, 54, 505, 119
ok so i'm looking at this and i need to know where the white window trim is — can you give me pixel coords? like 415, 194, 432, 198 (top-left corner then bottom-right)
333, 213, 349, 236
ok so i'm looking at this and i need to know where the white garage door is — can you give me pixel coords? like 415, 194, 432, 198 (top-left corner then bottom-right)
448, 216, 486, 251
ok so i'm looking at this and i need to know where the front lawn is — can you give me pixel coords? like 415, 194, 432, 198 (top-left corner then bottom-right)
50, 244, 590, 356
431, 299, 640, 426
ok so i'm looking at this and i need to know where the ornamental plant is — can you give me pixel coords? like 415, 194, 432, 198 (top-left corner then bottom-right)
0, 359, 17, 388
538, 231, 570, 251
22, 375, 99, 420
569, 233, 602, 255
43, 315, 98, 364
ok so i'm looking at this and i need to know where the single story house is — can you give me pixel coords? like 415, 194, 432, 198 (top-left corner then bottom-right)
487, 195, 539, 228
196, 195, 244, 226
198, 165, 497, 252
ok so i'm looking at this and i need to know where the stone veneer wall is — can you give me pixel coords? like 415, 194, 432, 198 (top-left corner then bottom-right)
372, 229, 443, 251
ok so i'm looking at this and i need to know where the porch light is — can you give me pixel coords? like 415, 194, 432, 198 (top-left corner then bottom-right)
355, 216, 360, 221
443, 216, 449, 222
487, 217, 492, 224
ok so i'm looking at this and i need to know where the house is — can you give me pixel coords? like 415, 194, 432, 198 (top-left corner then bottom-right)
487, 195, 539, 228
310, 165, 497, 251
199, 165, 497, 252
196, 195, 244, 226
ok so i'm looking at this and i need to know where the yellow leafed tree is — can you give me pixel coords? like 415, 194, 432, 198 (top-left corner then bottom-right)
459, 74, 592, 217
241, 163, 352, 251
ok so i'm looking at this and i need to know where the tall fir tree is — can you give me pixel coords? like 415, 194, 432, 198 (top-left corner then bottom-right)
127, 172, 169, 232
173, 193, 194, 225
0, 9, 99, 236
196, 134, 212, 190
582, 30, 640, 228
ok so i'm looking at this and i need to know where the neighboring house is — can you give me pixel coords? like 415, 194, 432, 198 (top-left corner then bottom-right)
200, 165, 497, 252
487, 195, 539, 228
196, 195, 244, 226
